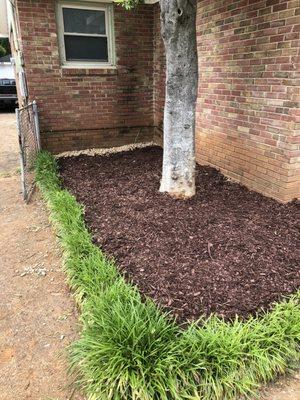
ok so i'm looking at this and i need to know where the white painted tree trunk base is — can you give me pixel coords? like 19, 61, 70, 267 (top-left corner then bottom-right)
159, 181, 195, 199
159, 147, 196, 199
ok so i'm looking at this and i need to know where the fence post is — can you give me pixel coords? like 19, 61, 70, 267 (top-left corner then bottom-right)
16, 108, 27, 200
32, 100, 41, 150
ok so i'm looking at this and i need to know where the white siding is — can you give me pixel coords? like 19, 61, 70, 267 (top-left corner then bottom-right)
0, 0, 8, 37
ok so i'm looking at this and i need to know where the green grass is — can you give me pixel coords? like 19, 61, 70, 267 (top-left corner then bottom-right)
35, 151, 300, 400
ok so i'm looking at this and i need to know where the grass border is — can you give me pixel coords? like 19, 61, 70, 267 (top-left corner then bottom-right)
35, 150, 300, 400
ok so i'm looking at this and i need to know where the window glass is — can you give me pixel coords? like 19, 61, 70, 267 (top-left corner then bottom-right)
64, 35, 108, 61
58, 2, 115, 66
63, 8, 106, 35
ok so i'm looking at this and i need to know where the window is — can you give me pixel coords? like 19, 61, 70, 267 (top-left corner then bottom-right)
57, 1, 115, 67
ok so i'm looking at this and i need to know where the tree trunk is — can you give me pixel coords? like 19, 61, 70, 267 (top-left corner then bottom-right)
159, 0, 198, 199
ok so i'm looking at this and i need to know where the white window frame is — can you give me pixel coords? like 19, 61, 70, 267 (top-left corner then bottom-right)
56, 0, 116, 68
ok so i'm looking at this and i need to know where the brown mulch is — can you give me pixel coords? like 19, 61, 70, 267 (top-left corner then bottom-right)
58, 146, 300, 323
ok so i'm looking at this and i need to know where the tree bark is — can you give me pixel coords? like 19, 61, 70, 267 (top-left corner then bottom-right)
159, 0, 198, 199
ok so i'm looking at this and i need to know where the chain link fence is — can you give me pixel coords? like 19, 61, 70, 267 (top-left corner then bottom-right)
16, 101, 41, 202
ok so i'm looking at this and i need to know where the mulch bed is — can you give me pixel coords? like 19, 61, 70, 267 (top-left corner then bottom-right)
59, 146, 299, 323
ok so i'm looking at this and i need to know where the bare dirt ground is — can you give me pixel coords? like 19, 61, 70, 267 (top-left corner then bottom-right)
0, 110, 298, 400
261, 374, 300, 400
0, 110, 83, 399
0, 111, 19, 175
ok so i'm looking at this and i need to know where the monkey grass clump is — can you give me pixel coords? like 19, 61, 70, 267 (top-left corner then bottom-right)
35, 150, 300, 400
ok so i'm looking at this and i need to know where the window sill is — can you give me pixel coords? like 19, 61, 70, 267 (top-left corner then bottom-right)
61, 66, 118, 76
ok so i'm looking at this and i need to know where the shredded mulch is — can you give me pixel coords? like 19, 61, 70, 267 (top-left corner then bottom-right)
59, 146, 300, 323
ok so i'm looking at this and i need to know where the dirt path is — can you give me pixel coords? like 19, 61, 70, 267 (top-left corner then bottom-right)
262, 374, 300, 400
0, 111, 298, 400
0, 111, 83, 399
0, 111, 19, 175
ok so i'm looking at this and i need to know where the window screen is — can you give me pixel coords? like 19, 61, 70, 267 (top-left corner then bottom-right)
64, 35, 108, 61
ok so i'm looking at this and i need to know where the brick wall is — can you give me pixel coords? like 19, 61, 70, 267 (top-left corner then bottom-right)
196, 0, 299, 202
15, 0, 155, 153
153, 0, 299, 202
